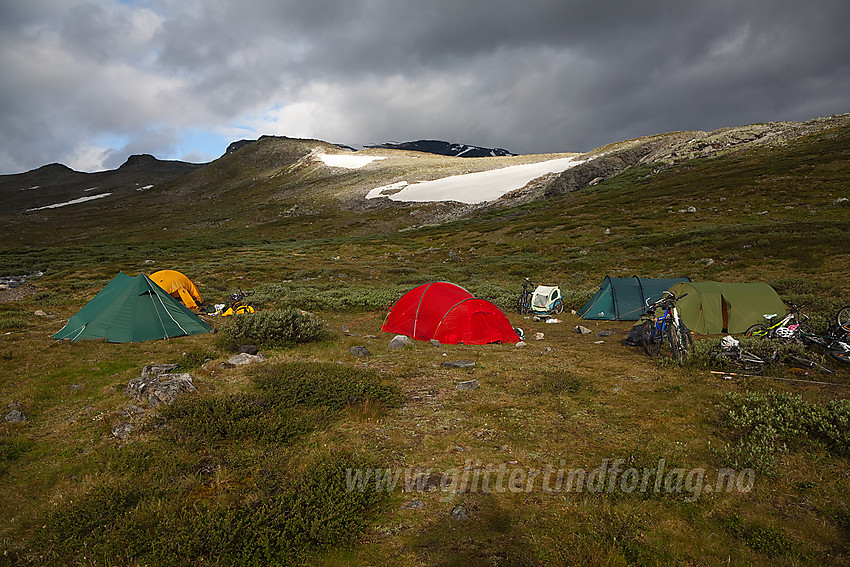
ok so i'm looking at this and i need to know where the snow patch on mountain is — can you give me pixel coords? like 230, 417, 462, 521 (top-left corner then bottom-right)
316, 152, 385, 169
366, 156, 584, 204
26, 193, 112, 211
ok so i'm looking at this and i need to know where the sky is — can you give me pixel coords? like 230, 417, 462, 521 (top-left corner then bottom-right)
1, 0, 849, 174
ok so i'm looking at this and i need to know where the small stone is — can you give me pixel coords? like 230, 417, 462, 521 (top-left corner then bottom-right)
441, 360, 475, 369
111, 422, 133, 439
515, 341, 527, 348
456, 379, 479, 390
4, 409, 27, 423
68, 384, 84, 390
401, 499, 425, 509
34, 310, 47, 317
349, 345, 371, 357
388, 335, 411, 349
533, 332, 544, 341
450, 505, 469, 521
430, 339, 441, 346
686, 206, 697, 213
227, 353, 266, 365
603, 228, 611, 235
596, 330, 615, 337
237, 345, 259, 355
574, 325, 593, 335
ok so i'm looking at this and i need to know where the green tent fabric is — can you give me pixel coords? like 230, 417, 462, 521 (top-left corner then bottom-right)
578, 276, 691, 321
53, 272, 211, 343
667, 281, 787, 334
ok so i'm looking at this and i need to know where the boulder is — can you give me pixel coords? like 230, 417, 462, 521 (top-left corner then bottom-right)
388, 335, 411, 349
111, 422, 133, 439
127, 373, 196, 407
456, 379, 480, 391
148, 374, 196, 407
4, 409, 27, 423
227, 353, 266, 365
450, 505, 470, 521
350, 345, 371, 357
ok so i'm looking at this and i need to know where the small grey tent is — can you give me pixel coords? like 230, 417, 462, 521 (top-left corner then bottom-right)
578, 276, 691, 321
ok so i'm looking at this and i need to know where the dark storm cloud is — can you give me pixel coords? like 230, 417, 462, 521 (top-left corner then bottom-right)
1, 0, 848, 173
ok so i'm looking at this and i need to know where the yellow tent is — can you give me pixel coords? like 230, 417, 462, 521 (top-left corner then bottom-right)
149, 270, 203, 310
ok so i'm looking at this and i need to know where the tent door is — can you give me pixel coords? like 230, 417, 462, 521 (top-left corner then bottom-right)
721, 295, 730, 333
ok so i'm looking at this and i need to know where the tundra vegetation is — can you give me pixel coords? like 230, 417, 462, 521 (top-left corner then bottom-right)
1, 118, 849, 565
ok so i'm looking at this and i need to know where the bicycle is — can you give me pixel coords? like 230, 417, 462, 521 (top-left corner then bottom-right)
517, 278, 534, 315
800, 327, 850, 367
640, 291, 692, 363
744, 303, 811, 342
710, 340, 767, 375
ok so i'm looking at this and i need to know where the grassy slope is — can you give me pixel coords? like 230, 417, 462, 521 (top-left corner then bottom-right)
1, 122, 849, 565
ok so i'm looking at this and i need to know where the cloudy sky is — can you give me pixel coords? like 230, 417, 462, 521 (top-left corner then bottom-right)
1, 0, 849, 174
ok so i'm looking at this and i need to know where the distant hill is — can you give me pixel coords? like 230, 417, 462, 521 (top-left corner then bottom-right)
365, 139, 514, 157
0, 154, 202, 213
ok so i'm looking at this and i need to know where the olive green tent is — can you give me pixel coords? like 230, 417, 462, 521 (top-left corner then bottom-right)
667, 281, 786, 334
53, 272, 211, 343
578, 276, 691, 321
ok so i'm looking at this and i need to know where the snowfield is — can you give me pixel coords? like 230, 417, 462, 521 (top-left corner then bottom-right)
316, 152, 385, 169
365, 156, 585, 204
26, 193, 112, 211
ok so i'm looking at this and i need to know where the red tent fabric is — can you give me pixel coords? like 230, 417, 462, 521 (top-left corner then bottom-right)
433, 298, 520, 345
382, 282, 473, 341
382, 282, 519, 344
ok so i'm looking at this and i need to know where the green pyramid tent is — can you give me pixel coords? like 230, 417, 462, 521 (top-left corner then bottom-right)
53, 272, 211, 342
578, 276, 691, 321
667, 281, 787, 334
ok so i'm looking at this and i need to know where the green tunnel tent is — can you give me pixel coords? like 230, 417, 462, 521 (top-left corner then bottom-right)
53, 272, 211, 343
667, 281, 787, 334
578, 276, 691, 321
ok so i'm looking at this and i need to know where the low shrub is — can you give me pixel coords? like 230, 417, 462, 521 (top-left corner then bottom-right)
161, 394, 315, 445
714, 391, 850, 473
253, 361, 406, 411
39, 454, 388, 566
722, 512, 795, 556
217, 308, 331, 350
162, 362, 405, 446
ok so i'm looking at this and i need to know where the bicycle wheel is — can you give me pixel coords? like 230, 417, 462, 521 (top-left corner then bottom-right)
552, 300, 564, 315
642, 322, 661, 356
837, 306, 850, 332
829, 350, 850, 366
745, 324, 768, 339
517, 294, 527, 315
666, 323, 686, 363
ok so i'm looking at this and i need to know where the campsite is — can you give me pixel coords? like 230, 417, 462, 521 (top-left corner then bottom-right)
1, 117, 850, 565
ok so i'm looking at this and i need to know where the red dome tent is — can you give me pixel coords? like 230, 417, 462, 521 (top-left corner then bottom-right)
382, 282, 519, 345
432, 298, 521, 345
